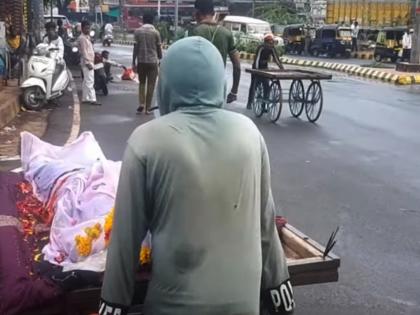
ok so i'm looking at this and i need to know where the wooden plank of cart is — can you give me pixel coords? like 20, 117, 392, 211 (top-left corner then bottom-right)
245, 68, 332, 123
23, 223, 340, 315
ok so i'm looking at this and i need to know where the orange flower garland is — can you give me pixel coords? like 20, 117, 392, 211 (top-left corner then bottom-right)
74, 223, 102, 257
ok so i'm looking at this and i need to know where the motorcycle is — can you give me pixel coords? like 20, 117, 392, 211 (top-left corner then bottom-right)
93, 52, 108, 96
64, 38, 80, 66
102, 33, 113, 47
21, 43, 70, 111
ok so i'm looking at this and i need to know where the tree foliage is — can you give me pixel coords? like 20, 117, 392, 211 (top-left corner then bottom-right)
254, 3, 306, 25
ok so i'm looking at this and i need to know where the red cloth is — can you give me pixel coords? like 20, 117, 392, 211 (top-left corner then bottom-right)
0, 172, 61, 315
275, 216, 288, 230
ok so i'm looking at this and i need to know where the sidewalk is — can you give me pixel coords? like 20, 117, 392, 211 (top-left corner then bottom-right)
0, 83, 21, 128
0, 109, 49, 158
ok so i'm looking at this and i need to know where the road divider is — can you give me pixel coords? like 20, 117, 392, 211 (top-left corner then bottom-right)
275, 56, 420, 85
112, 41, 417, 85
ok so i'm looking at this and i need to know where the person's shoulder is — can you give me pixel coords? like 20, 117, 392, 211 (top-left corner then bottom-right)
220, 109, 259, 130
219, 25, 232, 35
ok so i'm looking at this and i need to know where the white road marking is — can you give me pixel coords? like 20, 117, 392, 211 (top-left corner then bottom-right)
65, 71, 81, 145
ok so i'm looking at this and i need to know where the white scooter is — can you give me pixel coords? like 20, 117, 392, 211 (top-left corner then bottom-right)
21, 43, 70, 111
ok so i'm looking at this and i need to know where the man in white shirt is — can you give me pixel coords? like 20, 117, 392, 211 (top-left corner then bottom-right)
43, 22, 64, 59
402, 29, 413, 61
78, 20, 101, 106
351, 21, 359, 52
104, 22, 113, 35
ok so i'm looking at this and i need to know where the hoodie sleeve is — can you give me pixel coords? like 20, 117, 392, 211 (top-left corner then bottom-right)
260, 136, 295, 314
100, 144, 149, 315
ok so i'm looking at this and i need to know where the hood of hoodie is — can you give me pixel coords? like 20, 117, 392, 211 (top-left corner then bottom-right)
157, 36, 226, 116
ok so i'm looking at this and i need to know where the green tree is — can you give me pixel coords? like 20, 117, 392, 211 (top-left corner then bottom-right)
254, 3, 306, 25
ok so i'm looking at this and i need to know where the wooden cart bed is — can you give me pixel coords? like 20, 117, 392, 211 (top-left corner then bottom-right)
23, 224, 340, 315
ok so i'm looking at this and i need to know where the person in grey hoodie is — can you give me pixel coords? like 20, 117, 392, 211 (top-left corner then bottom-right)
99, 36, 294, 315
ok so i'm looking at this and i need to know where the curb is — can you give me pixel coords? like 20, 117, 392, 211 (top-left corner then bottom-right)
278, 56, 420, 85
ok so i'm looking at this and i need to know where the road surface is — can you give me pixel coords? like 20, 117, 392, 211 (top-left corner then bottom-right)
69, 44, 420, 314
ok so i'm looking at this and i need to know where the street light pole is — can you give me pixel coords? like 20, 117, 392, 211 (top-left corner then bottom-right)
174, 0, 179, 35
410, 0, 420, 64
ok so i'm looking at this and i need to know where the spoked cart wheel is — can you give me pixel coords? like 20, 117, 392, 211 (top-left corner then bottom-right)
305, 80, 323, 123
267, 80, 282, 123
252, 81, 265, 118
288, 79, 305, 118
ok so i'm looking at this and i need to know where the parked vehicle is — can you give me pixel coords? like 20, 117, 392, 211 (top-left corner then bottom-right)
93, 52, 108, 96
373, 27, 405, 62
283, 24, 315, 54
357, 27, 380, 51
21, 43, 70, 110
102, 33, 113, 47
310, 25, 352, 58
222, 15, 284, 46
63, 38, 80, 66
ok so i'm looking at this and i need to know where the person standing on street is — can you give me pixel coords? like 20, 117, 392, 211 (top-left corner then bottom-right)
99, 36, 294, 315
57, 19, 68, 41
304, 25, 312, 56
351, 21, 359, 52
247, 34, 284, 109
402, 29, 413, 62
79, 20, 101, 106
191, 0, 241, 104
132, 12, 162, 115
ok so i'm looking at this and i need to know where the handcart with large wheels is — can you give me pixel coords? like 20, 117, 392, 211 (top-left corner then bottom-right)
246, 68, 332, 123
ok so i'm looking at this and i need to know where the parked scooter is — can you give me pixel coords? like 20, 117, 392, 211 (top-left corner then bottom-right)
94, 52, 108, 96
21, 43, 70, 110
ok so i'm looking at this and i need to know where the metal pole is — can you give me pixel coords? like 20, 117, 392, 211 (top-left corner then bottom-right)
174, 0, 179, 35
158, 0, 161, 20
410, 0, 420, 64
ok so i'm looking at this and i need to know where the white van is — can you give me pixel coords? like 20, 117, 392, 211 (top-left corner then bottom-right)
222, 15, 283, 46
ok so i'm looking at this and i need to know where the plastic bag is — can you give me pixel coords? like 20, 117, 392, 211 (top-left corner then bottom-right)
122, 67, 136, 80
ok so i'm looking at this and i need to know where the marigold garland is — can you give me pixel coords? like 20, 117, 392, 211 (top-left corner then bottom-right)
74, 223, 102, 257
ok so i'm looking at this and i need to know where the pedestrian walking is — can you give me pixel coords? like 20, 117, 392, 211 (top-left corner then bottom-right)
247, 34, 284, 109
132, 12, 162, 115
99, 36, 294, 315
351, 21, 359, 52
79, 20, 101, 106
191, 0, 241, 104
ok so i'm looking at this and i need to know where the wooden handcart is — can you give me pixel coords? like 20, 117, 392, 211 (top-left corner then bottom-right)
23, 224, 340, 315
246, 69, 332, 123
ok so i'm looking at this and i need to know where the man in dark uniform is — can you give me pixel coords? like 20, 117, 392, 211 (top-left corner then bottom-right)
247, 33, 284, 109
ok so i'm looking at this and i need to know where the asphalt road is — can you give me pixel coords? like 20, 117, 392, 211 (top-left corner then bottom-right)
78, 44, 420, 315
